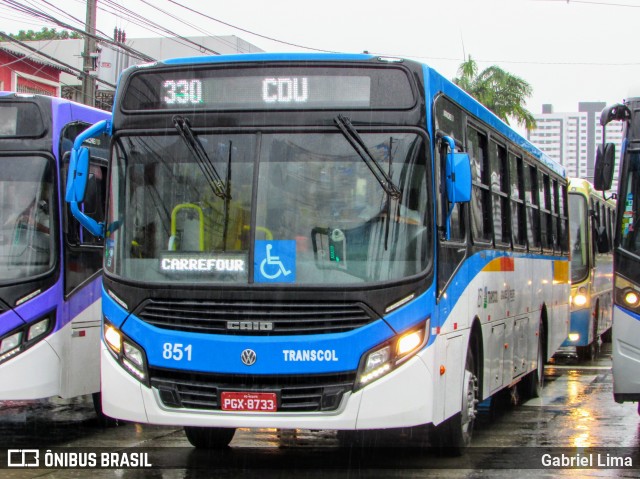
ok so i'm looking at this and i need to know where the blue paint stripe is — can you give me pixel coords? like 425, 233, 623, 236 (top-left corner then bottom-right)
615, 304, 640, 322
563, 308, 591, 347
122, 314, 394, 375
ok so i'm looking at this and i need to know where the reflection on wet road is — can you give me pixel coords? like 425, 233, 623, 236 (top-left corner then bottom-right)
1, 343, 638, 478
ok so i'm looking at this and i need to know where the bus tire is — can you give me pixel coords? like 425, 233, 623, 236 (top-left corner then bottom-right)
184, 426, 236, 449
92, 392, 119, 427
521, 320, 545, 399
431, 347, 478, 456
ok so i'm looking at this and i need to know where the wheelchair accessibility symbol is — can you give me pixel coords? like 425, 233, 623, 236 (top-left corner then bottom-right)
254, 240, 296, 283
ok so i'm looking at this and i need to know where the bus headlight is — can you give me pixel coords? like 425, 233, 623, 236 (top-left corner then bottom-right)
0, 331, 22, 356
103, 319, 149, 386
104, 323, 122, 354
27, 318, 49, 341
624, 291, 639, 307
573, 294, 587, 307
568, 333, 580, 342
615, 274, 640, 314
572, 287, 588, 308
0, 313, 54, 364
356, 319, 428, 389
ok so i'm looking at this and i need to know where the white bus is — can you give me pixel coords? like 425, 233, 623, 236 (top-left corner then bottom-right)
66, 53, 570, 452
595, 98, 640, 413
560, 178, 615, 360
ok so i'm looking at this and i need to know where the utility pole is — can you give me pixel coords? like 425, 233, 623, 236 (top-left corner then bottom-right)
81, 0, 98, 107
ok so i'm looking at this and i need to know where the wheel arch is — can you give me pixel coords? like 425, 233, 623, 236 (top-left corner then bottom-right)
540, 304, 549, 361
469, 316, 483, 396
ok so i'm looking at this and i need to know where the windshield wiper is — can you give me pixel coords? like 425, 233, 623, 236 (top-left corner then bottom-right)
173, 115, 229, 199
334, 114, 401, 199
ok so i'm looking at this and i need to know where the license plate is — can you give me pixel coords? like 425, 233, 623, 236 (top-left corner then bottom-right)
220, 391, 277, 412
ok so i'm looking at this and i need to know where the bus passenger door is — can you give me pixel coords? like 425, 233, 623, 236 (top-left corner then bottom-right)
433, 98, 469, 299
513, 316, 529, 378
60, 152, 108, 398
488, 322, 506, 393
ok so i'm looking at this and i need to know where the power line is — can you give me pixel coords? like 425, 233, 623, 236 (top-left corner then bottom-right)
100, 0, 220, 55
136, 0, 254, 53
167, 0, 335, 53
0, 31, 116, 88
0, 0, 155, 62
535, 0, 640, 6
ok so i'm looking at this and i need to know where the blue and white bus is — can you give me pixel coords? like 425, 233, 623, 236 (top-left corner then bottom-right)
595, 98, 640, 413
0, 93, 109, 414
67, 53, 570, 451
559, 178, 615, 360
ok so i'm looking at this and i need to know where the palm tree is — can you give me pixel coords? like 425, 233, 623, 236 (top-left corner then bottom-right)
453, 55, 536, 130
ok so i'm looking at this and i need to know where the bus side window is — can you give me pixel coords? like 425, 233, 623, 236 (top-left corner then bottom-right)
525, 164, 541, 252
433, 96, 467, 297
557, 183, 569, 254
539, 173, 552, 252
467, 126, 492, 244
551, 179, 559, 254
607, 206, 614, 252
509, 152, 526, 248
434, 96, 465, 242
63, 157, 107, 296
489, 140, 510, 247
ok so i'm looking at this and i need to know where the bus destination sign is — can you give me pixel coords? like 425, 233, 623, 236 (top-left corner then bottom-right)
122, 66, 414, 111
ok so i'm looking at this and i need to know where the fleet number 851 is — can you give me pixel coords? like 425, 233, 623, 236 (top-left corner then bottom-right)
162, 343, 193, 361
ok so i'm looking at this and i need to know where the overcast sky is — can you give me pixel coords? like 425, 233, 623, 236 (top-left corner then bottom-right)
1, 0, 638, 124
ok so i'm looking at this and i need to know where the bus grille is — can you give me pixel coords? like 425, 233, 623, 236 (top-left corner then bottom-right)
136, 300, 376, 335
149, 368, 356, 412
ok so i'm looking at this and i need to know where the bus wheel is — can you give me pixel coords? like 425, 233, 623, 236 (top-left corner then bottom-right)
184, 426, 236, 448
431, 348, 478, 455
576, 342, 597, 361
92, 392, 119, 427
520, 320, 545, 399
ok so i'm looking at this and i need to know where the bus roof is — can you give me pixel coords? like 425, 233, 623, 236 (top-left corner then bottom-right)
569, 177, 617, 206
126, 52, 565, 178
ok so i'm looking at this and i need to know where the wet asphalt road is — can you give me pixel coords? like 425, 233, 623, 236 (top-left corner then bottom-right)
0, 342, 638, 478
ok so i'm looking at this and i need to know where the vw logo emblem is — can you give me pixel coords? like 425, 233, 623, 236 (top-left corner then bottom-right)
240, 349, 257, 366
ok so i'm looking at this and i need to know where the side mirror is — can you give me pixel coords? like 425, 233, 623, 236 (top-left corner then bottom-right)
600, 103, 630, 127
65, 120, 110, 238
594, 143, 615, 191
444, 136, 472, 204
442, 136, 471, 240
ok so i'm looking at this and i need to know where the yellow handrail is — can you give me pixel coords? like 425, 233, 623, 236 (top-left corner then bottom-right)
170, 203, 205, 251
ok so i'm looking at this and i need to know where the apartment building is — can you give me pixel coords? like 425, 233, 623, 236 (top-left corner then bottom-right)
527, 102, 623, 192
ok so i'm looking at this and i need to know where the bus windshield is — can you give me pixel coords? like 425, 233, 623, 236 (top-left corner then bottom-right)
0, 156, 55, 282
106, 130, 431, 285
569, 192, 589, 283
620, 150, 640, 256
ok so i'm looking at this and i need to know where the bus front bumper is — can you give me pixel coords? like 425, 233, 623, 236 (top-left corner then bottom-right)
0, 339, 60, 399
613, 306, 640, 402
100, 344, 435, 430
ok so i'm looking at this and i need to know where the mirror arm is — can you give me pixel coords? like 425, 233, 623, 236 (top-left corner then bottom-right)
70, 201, 104, 238
72, 119, 110, 150
442, 136, 456, 241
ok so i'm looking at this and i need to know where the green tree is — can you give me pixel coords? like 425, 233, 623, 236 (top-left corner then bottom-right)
453, 55, 536, 130
9, 27, 81, 41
